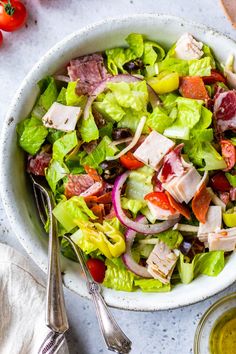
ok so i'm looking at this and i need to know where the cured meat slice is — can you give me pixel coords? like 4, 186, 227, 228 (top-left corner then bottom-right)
158, 144, 186, 183
214, 90, 236, 132
27, 151, 51, 176
67, 53, 110, 95
64, 174, 94, 198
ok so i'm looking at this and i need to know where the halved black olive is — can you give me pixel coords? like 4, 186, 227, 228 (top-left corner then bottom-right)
100, 160, 125, 182
112, 128, 132, 141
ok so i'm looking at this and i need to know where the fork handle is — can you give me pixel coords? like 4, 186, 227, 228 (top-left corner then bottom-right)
88, 281, 132, 354
46, 193, 69, 333
63, 236, 131, 353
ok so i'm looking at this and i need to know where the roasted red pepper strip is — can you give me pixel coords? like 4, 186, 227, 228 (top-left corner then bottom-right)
202, 69, 226, 85
120, 152, 144, 170
166, 191, 191, 220
179, 76, 209, 100
192, 184, 212, 223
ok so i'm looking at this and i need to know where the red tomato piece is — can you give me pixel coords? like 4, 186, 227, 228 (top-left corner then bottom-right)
210, 172, 231, 192
144, 192, 175, 213
0, 0, 27, 32
202, 70, 226, 85
86, 258, 106, 283
165, 191, 191, 220
84, 165, 101, 182
220, 139, 236, 171
192, 184, 212, 224
179, 76, 209, 100
120, 152, 144, 170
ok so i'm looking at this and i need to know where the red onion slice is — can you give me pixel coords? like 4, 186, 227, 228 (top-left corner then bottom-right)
54, 74, 71, 83
122, 216, 152, 278
83, 74, 160, 120
112, 171, 180, 234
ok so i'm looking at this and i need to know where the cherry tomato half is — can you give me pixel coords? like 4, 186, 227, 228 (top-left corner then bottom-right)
120, 152, 144, 170
220, 139, 236, 171
144, 192, 175, 212
0, 0, 27, 32
210, 172, 231, 192
86, 258, 106, 283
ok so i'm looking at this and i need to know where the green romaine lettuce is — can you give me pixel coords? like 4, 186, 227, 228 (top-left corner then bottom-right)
146, 106, 175, 134
79, 111, 99, 142
158, 58, 189, 76
107, 81, 148, 111
103, 258, 135, 292
53, 196, 97, 232
178, 251, 225, 284
52, 131, 78, 162
134, 279, 171, 292
65, 81, 87, 107
17, 116, 48, 155
57, 87, 67, 105
142, 40, 165, 66
158, 230, 183, 249
82, 136, 118, 169
226, 173, 236, 187
94, 92, 126, 122
125, 166, 154, 201
189, 57, 211, 76
71, 228, 97, 254
45, 159, 69, 193
117, 109, 149, 133
32, 76, 58, 119
121, 197, 146, 216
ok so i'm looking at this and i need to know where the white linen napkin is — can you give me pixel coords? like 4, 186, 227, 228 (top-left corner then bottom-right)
0, 243, 69, 354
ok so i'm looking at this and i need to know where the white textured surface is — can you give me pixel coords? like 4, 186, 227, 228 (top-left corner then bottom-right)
0, 1, 236, 353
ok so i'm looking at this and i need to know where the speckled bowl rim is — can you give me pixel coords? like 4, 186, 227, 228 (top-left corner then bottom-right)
1, 14, 236, 311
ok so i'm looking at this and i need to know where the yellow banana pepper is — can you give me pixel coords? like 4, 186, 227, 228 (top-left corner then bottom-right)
147, 71, 179, 94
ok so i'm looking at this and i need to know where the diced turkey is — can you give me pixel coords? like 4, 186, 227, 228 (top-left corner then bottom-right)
175, 33, 203, 60
133, 131, 175, 170
146, 241, 179, 284
198, 206, 222, 243
42, 102, 81, 131
147, 201, 180, 221
208, 227, 236, 252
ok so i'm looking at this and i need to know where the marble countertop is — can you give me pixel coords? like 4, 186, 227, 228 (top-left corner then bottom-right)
1, 1, 236, 353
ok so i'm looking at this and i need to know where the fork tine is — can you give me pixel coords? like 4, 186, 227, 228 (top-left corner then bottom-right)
32, 183, 47, 225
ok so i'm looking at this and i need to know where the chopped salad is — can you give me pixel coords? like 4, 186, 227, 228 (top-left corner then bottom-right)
17, 32, 236, 293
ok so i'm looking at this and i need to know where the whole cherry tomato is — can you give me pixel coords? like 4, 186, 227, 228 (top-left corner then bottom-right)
86, 258, 106, 283
0, 0, 27, 32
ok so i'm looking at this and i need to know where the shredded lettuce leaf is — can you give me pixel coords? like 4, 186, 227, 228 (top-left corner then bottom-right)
45, 160, 69, 193
66, 81, 87, 107
32, 76, 58, 118
134, 279, 171, 292
125, 166, 154, 200
178, 251, 225, 284
103, 258, 135, 291
146, 106, 175, 134
142, 40, 165, 66
53, 196, 97, 232
121, 197, 146, 216
189, 57, 212, 76
226, 173, 236, 187
17, 116, 48, 155
52, 131, 78, 162
158, 230, 183, 249
94, 92, 126, 122
79, 111, 99, 143
57, 87, 67, 105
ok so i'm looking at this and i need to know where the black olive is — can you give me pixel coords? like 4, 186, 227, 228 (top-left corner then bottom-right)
100, 160, 124, 182
179, 237, 205, 261
112, 128, 132, 141
123, 58, 144, 71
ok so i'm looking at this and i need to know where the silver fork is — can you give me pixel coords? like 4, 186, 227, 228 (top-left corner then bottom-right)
30, 174, 132, 354
30, 174, 69, 334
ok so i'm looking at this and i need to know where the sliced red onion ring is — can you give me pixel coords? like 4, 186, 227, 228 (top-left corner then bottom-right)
83, 74, 160, 120
54, 74, 71, 83
122, 216, 152, 278
112, 171, 180, 234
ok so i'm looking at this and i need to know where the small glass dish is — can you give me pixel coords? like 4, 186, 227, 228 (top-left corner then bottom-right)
194, 292, 236, 354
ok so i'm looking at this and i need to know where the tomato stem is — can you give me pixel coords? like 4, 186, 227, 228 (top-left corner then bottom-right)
0, 0, 15, 16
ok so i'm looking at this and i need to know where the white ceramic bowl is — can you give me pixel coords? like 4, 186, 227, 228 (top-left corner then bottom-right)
1, 14, 236, 311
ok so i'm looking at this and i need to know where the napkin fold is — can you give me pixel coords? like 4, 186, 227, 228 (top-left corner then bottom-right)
0, 243, 69, 354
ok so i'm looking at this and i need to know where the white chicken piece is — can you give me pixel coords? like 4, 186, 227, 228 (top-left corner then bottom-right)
175, 33, 203, 60
147, 201, 180, 221
133, 131, 175, 170
198, 206, 222, 244
147, 241, 179, 284
42, 102, 81, 131
163, 167, 201, 204
208, 227, 236, 252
